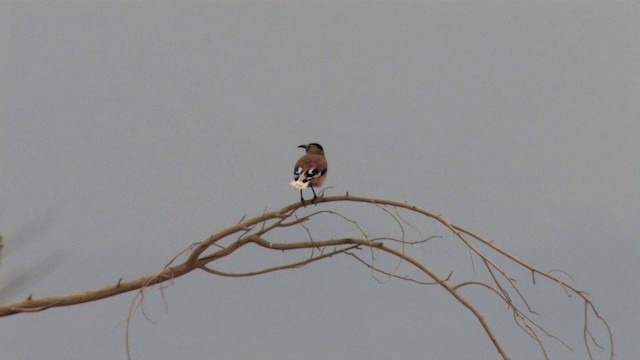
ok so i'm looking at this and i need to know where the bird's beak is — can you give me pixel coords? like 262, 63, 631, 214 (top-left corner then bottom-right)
298, 144, 307, 149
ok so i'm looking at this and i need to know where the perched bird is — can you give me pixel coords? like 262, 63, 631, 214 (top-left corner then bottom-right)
290, 143, 328, 202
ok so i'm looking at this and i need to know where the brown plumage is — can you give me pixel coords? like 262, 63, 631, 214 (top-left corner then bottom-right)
290, 143, 328, 202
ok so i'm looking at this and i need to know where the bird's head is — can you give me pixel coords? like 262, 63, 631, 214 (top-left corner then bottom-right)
299, 143, 324, 155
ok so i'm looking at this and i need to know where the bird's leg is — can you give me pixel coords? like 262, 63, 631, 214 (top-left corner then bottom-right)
299, 190, 305, 204
310, 186, 321, 205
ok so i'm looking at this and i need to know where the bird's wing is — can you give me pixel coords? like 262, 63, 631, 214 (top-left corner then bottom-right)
291, 154, 327, 186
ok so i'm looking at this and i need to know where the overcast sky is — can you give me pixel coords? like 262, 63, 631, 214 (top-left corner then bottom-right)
1, 2, 638, 359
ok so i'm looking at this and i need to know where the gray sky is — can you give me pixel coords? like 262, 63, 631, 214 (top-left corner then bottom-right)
1, 2, 638, 359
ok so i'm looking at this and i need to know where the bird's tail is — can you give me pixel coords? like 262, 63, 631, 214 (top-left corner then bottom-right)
290, 179, 308, 190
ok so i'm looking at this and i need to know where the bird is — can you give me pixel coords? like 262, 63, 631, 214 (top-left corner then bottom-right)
290, 143, 328, 202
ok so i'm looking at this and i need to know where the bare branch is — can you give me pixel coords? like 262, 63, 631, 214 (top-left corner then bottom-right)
0, 195, 613, 360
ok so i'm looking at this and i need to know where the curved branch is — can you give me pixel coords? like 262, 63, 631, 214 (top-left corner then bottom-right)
0, 195, 613, 360
199, 244, 360, 277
